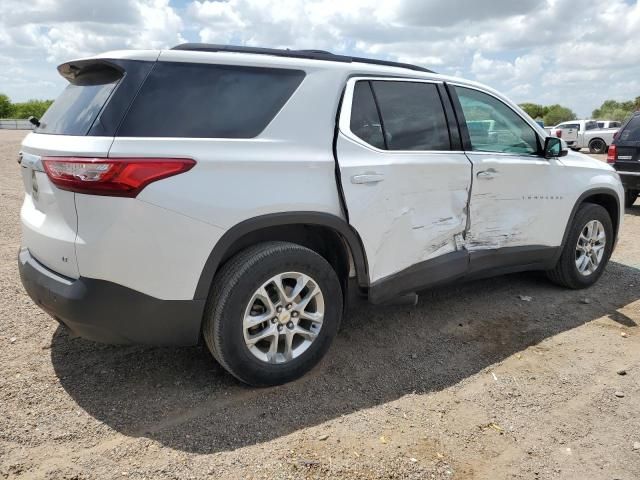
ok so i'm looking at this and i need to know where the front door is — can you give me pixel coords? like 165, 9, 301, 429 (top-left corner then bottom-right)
336, 78, 472, 286
450, 85, 570, 268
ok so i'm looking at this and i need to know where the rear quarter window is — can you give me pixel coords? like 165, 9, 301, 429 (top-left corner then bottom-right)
118, 62, 305, 138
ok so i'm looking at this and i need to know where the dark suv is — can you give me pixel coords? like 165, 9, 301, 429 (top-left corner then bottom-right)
608, 112, 640, 207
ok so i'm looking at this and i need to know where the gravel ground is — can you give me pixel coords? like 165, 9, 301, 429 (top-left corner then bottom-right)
1, 130, 639, 479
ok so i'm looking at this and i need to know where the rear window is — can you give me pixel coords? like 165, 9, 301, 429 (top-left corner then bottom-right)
619, 115, 640, 142
36, 66, 121, 135
118, 62, 305, 138
350, 81, 385, 149
369, 81, 450, 151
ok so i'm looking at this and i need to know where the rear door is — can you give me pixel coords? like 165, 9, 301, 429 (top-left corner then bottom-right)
336, 77, 472, 285
19, 60, 131, 278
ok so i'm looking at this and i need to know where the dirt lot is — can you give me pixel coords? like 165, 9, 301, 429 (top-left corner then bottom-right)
1, 129, 639, 479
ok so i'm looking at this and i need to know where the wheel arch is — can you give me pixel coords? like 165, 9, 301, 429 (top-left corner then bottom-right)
558, 188, 621, 258
193, 212, 369, 300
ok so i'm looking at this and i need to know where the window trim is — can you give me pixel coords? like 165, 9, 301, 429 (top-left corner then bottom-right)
339, 76, 460, 154
447, 82, 546, 157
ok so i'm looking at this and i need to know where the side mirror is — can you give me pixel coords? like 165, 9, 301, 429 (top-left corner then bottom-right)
544, 136, 568, 159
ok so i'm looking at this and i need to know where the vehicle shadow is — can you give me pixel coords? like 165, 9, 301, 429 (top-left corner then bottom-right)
50, 260, 640, 454
624, 205, 640, 216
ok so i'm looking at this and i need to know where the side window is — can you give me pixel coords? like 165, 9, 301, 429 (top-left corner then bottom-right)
350, 81, 385, 149
597, 122, 604, 128
455, 86, 539, 155
612, 121, 621, 128
118, 62, 305, 138
370, 81, 450, 151
585, 121, 598, 130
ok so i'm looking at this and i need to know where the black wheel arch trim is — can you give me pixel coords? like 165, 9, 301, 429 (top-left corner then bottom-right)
193, 212, 370, 300
554, 187, 621, 264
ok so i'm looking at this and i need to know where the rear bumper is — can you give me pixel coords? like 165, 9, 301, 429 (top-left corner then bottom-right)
617, 172, 640, 191
18, 248, 204, 345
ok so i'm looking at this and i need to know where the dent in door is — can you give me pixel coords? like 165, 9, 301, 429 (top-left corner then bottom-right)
367, 164, 470, 280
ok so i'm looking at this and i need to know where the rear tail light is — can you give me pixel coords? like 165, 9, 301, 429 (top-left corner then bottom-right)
555, 130, 562, 138
607, 145, 617, 164
42, 157, 195, 197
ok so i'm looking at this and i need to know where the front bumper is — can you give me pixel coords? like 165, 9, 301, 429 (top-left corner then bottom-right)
18, 248, 204, 345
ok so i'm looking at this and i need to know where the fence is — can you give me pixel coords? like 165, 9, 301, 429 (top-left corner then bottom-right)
0, 119, 34, 130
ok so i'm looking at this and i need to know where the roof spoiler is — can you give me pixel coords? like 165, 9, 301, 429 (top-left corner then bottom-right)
57, 59, 124, 86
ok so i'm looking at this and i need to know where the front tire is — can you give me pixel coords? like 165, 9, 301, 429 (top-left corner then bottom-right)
546, 203, 613, 289
202, 241, 343, 387
588, 138, 607, 154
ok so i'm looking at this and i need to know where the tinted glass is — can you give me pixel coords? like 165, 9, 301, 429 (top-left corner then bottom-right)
119, 62, 305, 138
585, 121, 598, 130
370, 81, 450, 151
455, 86, 538, 155
561, 123, 580, 130
620, 115, 640, 142
350, 81, 385, 149
36, 71, 121, 135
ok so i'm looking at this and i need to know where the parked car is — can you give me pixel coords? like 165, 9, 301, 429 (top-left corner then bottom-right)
18, 44, 623, 386
597, 120, 622, 129
550, 119, 618, 154
607, 111, 640, 207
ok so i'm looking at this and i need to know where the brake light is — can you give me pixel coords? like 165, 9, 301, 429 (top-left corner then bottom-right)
555, 130, 562, 138
42, 157, 195, 197
607, 145, 617, 164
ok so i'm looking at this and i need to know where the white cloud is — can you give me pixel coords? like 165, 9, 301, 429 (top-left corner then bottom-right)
0, 0, 638, 117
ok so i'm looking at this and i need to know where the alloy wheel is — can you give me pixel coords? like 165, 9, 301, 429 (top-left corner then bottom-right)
575, 220, 606, 276
242, 272, 324, 364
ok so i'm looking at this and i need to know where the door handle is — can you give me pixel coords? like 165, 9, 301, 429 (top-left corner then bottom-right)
476, 169, 498, 179
351, 173, 385, 184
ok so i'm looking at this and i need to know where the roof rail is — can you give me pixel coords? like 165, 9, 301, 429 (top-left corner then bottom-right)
170, 44, 435, 74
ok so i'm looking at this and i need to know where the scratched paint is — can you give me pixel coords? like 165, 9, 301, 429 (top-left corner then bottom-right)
337, 134, 473, 282
464, 153, 579, 251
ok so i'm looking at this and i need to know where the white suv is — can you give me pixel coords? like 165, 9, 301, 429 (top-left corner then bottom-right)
18, 44, 623, 386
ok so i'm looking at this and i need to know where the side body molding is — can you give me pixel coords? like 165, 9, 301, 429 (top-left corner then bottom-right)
193, 212, 370, 300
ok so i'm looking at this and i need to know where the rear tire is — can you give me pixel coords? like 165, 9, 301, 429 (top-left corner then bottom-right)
202, 241, 342, 387
625, 189, 638, 208
588, 138, 607, 154
546, 203, 613, 289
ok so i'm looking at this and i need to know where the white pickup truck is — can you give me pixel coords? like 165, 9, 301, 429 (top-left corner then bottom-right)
550, 119, 619, 154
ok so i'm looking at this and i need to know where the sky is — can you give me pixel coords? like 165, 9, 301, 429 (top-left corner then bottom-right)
0, 0, 638, 118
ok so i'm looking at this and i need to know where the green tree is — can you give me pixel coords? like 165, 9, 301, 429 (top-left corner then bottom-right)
519, 103, 548, 120
592, 98, 640, 122
11, 99, 53, 119
543, 104, 576, 126
0, 93, 14, 118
